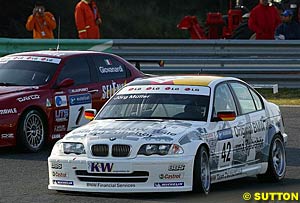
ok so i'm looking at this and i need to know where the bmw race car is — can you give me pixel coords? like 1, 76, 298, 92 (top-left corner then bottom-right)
48, 75, 287, 194
0, 50, 144, 152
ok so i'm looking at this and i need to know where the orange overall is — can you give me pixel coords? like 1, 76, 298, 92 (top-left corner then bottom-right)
26, 12, 56, 39
75, 0, 101, 39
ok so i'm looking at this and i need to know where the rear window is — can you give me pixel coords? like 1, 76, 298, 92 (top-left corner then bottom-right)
0, 58, 59, 86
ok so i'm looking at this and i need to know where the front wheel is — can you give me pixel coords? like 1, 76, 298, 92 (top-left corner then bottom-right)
257, 134, 286, 182
193, 146, 211, 194
18, 109, 46, 152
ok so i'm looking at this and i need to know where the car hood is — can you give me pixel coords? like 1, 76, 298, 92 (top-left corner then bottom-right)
63, 119, 207, 144
0, 86, 38, 96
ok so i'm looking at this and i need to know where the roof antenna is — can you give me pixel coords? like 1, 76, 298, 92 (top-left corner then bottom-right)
56, 16, 61, 51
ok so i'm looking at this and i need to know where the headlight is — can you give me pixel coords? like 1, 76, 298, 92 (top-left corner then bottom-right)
138, 144, 183, 156
63, 142, 86, 155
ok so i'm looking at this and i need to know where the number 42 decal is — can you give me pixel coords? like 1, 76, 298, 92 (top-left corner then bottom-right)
221, 142, 231, 162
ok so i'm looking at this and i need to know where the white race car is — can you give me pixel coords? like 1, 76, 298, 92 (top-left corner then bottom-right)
48, 75, 287, 194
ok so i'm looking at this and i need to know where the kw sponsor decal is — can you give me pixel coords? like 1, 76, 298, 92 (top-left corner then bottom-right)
88, 162, 114, 173
17, 94, 40, 102
154, 182, 184, 187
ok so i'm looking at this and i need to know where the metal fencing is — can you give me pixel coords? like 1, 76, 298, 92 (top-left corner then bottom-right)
1, 38, 300, 88
110, 39, 300, 88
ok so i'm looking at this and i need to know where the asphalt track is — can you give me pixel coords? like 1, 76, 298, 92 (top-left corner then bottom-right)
0, 107, 299, 203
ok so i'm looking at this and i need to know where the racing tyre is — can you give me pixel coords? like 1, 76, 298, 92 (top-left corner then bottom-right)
257, 134, 286, 182
193, 146, 211, 194
18, 109, 46, 152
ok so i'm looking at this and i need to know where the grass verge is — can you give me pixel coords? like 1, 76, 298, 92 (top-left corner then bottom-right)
257, 89, 300, 106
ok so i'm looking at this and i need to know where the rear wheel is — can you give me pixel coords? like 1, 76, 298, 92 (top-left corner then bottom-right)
257, 134, 286, 182
18, 109, 46, 152
193, 146, 211, 194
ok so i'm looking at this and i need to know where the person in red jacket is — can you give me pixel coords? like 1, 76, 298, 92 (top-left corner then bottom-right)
75, 0, 102, 39
248, 0, 281, 39
26, 1, 56, 39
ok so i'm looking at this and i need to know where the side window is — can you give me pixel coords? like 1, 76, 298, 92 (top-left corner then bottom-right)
230, 83, 256, 114
249, 88, 263, 110
57, 56, 91, 86
92, 55, 129, 81
214, 83, 237, 117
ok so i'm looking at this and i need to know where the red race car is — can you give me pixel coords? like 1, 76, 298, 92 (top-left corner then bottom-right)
0, 50, 144, 152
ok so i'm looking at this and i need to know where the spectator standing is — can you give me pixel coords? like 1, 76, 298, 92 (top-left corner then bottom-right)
275, 10, 300, 40
248, 0, 281, 39
26, 1, 56, 39
75, 0, 102, 39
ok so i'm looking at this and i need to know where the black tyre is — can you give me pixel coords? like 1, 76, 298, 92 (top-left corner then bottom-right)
231, 20, 254, 39
18, 109, 46, 152
193, 146, 211, 194
257, 134, 286, 182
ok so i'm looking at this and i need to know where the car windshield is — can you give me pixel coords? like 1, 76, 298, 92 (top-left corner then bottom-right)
0, 57, 60, 86
97, 93, 210, 121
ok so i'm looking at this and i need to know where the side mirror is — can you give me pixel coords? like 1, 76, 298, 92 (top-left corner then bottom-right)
84, 109, 97, 121
57, 78, 74, 88
216, 111, 236, 121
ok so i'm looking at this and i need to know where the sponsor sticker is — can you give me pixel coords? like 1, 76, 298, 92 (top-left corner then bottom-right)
154, 182, 184, 187
51, 134, 61, 139
69, 88, 88, 94
52, 171, 68, 178
69, 94, 91, 106
0, 108, 17, 115
55, 109, 69, 122
168, 164, 185, 171
53, 180, 73, 186
119, 85, 210, 96
87, 162, 132, 173
51, 162, 62, 169
159, 173, 184, 180
1, 133, 14, 139
54, 125, 66, 132
55, 96, 67, 107
0, 56, 61, 64
87, 183, 136, 188
217, 128, 233, 140
17, 94, 40, 102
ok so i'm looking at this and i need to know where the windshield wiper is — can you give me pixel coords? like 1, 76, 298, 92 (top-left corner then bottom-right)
0, 82, 17, 86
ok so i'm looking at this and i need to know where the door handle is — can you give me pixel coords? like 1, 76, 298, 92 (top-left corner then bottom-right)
88, 89, 99, 94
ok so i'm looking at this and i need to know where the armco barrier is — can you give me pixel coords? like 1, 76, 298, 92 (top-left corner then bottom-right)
1, 38, 300, 88
0, 38, 113, 56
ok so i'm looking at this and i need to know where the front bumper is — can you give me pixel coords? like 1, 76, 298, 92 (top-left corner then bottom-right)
48, 155, 195, 193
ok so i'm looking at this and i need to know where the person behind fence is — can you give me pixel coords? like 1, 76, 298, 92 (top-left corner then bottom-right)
275, 9, 300, 40
248, 0, 281, 39
74, 0, 102, 39
26, 1, 56, 39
